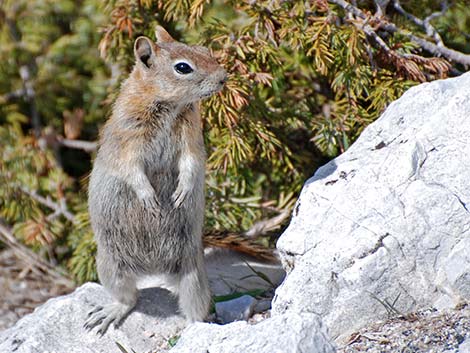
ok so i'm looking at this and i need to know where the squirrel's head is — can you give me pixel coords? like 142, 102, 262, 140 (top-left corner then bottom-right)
132, 26, 227, 105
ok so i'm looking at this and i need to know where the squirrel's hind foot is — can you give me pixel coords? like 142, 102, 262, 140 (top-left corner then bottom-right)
84, 302, 134, 335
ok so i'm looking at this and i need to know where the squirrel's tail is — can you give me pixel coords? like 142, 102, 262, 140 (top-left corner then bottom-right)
203, 230, 277, 262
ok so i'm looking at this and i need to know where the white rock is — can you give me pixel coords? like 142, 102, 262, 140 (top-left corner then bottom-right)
215, 295, 257, 323
0, 249, 286, 353
273, 72, 470, 340
0, 283, 186, 353
170, 313, 336, 353
457, 338, 470, 353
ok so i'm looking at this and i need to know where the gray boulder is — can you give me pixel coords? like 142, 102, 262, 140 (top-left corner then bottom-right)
456, 338, 470, 353
0, 283, 186, 353
273, 72, 470, 340
171, 313, 336, 353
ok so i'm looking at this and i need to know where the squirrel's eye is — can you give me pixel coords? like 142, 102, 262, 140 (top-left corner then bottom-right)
174, 62, 194, 75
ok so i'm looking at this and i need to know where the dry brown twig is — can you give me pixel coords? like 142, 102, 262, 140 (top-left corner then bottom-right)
57, 137, 98, 153
37, 128, 98, 153
244, 208, 291, 238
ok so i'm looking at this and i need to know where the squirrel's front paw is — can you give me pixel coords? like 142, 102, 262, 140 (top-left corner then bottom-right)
171, 185, 191, 208
137, 189, 161, 216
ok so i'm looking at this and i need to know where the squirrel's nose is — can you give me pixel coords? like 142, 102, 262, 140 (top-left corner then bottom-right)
219, 75, 228, 85
218, 71, 228, 85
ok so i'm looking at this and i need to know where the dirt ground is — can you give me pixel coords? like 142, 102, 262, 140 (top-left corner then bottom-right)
0, 249, 73, 331
337, 306, 470, 352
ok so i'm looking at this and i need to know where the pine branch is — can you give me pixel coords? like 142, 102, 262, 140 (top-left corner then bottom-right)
326, 0, 406, 71
404, 33, 470, 66
18, 65, 40, 136
0, 88, 27, 103
4, 6, 41, 137
328, 0, 470, 66
392, 0, 447, 47
0, 220, 74, 287
20, 187, 75, 223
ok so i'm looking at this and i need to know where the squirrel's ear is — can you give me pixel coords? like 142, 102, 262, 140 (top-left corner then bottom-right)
155, 26, 175, 43
134, 36, 158, 69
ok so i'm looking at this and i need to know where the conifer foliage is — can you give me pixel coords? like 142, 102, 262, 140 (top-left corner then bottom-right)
0, 0, 469, 282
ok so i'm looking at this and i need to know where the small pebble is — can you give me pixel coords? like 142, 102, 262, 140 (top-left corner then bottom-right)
253, 299, 271, 314
215, 295, 257, 324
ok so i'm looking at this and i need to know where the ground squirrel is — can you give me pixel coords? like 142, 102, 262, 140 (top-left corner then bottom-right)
85, 26, 227, 334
